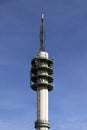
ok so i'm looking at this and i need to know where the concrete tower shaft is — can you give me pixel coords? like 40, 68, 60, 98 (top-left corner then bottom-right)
30, 14, 54, 130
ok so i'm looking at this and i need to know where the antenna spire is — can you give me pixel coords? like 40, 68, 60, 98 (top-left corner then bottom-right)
40, 13, 45, 51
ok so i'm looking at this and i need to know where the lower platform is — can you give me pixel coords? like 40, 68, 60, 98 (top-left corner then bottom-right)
35, 120, 50, 129
31, 83, 53, 91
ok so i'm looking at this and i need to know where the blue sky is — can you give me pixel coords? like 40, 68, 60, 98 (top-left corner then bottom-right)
0, 0, 87, 130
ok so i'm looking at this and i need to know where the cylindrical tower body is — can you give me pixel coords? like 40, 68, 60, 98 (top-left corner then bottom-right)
37, 87, 48, 130
37, 87, 48, 121
37, 52, 49, 129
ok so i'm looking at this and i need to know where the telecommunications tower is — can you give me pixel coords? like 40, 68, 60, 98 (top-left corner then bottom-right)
30, 14, 54, 130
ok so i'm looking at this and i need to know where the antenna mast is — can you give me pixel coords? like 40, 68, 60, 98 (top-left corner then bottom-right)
40, 13, 45, 51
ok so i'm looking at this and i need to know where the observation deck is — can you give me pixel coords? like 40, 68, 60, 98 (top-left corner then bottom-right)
30, 57, 54, 91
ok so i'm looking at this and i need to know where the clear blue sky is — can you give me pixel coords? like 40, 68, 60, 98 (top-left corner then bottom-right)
0, 0, 87, 130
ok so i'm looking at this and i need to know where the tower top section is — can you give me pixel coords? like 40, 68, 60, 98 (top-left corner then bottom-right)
40, 13, 45, 51
41, 13, 44, 19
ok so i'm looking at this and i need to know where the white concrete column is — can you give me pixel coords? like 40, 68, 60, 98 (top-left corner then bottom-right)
37, 87, 48, 121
